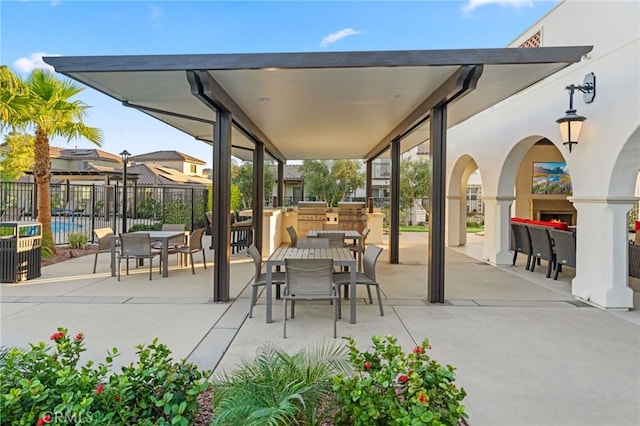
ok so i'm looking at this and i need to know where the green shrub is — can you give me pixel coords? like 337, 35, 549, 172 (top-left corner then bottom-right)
212, 342, 352, 426
332, 335, 467, 425
0, 327, 210, 426
67, 232, 89, 249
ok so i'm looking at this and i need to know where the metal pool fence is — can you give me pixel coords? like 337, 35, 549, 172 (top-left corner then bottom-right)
1, 182, 208, 245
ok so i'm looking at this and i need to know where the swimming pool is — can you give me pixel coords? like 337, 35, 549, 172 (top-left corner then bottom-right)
51, 222, 81, 233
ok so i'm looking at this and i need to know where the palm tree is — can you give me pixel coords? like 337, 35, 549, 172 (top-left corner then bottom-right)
4, 67, 103, 255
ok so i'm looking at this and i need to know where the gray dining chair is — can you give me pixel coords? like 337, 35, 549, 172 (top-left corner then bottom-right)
296, 238, 330, 248
333, 244, 384, 317
345, 227, 370, 272
117, 233, 161, 281
283, 258, 338, 338
316, 232, 345, 247
248, 245, 286, 318
174, 227, 207, 274
286, 226, 298, 248
93, 227, 117, 273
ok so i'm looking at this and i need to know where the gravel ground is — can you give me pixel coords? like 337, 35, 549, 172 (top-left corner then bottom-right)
41, 245, 98, 267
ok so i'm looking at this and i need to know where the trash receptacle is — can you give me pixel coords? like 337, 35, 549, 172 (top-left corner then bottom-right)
0, 221, 42, 283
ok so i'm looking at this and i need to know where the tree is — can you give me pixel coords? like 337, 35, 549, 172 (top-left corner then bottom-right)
1, 67, 103, 255
300, 159, 364, 206
231, 161, 276, 209
0, 131, 35, 181
399, 158, 430, 223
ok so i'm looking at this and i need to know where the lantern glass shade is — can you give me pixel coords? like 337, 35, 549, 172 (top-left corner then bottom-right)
556, 110, 586, 152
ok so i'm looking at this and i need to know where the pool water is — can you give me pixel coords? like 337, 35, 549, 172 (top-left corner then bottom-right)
51, 222, 80, 233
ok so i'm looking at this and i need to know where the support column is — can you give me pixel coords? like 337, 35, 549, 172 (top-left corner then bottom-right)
366, 160, 373, 200
213, 111, 232, 302
446, 195, 463, 247
253, 144, 264, 254
481, 196, 514, 265
428, 105, 446, 303
570, 197, 636, 309
390, 140, 400, 264
277, 161, 284, 207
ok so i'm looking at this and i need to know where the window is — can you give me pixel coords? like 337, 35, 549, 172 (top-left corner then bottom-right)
190, 164, 197, 174
373, 160, 391, 178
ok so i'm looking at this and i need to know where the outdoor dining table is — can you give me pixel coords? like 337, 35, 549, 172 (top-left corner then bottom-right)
109, 230, 188, 278
265, 247, 357, 324
307, 229, 363, 271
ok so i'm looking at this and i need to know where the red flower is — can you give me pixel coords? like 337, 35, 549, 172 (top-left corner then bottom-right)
75, 333, 84, 341
363, 361, 371, 371
95, 383, 104, 395
36, 414, 51, 425
50, 332, 64, 341
428, 344, 432, 350
418, 392, 429, 404
396, 374, 409, 383
413, 346, 423, 354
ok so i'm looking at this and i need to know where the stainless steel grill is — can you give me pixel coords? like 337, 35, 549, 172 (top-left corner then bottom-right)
297, 201, 328, 235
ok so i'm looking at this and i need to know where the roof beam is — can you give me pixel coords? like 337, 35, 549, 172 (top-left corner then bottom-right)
187, 71, 286, 163
44, 47, 591, 72
365, 65, 483, 159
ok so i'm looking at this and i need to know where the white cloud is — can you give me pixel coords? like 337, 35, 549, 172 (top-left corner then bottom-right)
320, 28, 363, 47
149, 4, 162, 21
13, 52, 59, 73
462, 0, 535, 13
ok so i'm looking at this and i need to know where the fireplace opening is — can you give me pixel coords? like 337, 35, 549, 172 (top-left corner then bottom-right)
540, 212, 574, 224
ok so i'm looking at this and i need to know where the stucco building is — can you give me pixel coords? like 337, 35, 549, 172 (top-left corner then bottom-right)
446, 0, 639, 309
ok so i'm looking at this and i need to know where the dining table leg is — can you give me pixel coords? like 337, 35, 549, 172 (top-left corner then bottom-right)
266, 265, 273, 323
110, 237, 117, 277
161, 240, 169, 277
350, 265, 356, 324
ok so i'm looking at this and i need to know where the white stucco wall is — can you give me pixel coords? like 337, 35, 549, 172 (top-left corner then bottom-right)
446, 0, 640, 309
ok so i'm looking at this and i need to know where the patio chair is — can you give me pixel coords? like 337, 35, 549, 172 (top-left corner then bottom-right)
333, 244, 384, 317
296, 238, 330, 248
248, 245, 286, 318
286, 226, 298, 248
548, 228, 576, 280
316, 232, 345, 247
527, 225, 556, 278
205, 211, 214, 249
93, 227, 117, 274
510, 222, 533, 270
154, 224, 186, 258
173, 227, 207, 274
345, 227, 370, 272
283, 258, 338, 338
117, 233, 161, 281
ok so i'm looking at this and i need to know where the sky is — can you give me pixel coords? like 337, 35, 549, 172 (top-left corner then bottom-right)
1, 0, 561, 168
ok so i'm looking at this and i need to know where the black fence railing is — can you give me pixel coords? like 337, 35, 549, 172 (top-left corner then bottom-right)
1, 182, 209, 245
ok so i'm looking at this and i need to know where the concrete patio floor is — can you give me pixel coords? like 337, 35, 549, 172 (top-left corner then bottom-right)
1, 233, 638, 425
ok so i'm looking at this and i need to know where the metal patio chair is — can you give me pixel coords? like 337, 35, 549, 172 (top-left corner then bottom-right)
248, 245, 286, 318
93, 227, 117, 274
173, 227, 207, 274
117, 233, 161, 281
333, 244, 384, 317
283, 258, 338, 338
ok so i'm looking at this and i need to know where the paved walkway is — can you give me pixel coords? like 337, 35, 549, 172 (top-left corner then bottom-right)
1, 233, 638, 425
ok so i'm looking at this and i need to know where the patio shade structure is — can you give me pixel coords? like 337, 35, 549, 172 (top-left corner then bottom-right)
44, 46, 591, 303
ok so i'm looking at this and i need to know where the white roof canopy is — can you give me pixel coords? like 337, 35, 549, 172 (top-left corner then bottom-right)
45, 47, 591, 163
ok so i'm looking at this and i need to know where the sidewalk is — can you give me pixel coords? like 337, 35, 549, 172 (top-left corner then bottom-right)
1, 233, 638, 425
